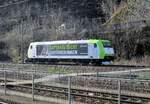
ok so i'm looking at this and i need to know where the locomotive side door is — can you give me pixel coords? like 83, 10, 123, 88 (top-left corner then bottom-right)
32, 45, 36, 58
27, 44, 35, 58
93, 43, 99, 59
88, 43, 97, 59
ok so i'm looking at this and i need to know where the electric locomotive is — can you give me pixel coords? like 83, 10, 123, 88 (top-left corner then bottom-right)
26, 39, 114, 65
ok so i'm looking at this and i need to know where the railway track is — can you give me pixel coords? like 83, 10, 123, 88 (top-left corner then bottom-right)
5, 84, 150, 104
0, 62, 149, 68
0, 63, 150, 104
0, 63, 149, 75
0, 99, 19, 104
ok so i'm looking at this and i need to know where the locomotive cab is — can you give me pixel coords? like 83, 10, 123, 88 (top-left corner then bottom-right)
102, 40, 115, 61
27, 43, 36, 59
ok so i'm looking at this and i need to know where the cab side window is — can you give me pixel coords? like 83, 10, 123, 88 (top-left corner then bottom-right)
94, 43, 97, 48
30, 45, 32, 49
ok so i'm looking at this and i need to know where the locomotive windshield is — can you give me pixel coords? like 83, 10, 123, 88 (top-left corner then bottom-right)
102, 41, 111, 47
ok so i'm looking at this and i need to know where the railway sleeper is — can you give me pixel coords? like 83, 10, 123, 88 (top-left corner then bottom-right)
5, 84, 150, 104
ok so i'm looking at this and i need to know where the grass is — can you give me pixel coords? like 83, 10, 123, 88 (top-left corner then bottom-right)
97, 70, 150, 80
136, 71, 150, 80
114, 56, 150, 66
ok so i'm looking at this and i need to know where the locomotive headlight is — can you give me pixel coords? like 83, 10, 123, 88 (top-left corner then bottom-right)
104, 48, 114, 55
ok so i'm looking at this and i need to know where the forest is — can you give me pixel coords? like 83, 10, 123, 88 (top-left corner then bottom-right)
0, 0, 150, 64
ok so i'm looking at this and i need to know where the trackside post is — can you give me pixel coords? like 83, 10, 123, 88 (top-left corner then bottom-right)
32, 65, 35, 101
118, 80, 121, 104
3, 64, 7, 95
68, 76, 71, 104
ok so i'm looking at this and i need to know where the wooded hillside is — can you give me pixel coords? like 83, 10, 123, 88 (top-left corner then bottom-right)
0, 0, 150, 63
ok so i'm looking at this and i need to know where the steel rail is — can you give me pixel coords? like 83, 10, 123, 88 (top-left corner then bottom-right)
0, 63, 149, 69
6, 84, 150, 104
